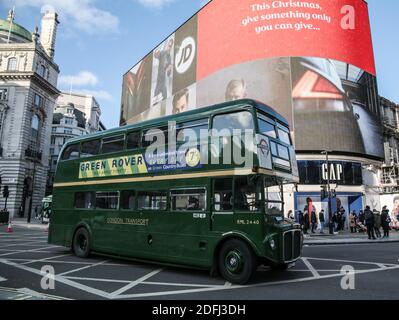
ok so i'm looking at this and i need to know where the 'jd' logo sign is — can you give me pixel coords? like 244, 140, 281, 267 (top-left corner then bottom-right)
175, 37, 196, 74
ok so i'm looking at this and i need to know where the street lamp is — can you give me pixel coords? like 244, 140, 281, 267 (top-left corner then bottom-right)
321, 150, 334, 235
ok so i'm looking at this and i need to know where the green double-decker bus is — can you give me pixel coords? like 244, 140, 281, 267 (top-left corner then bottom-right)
49, 99, 302, 284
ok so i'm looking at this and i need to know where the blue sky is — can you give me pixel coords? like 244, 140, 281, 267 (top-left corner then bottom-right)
1, 0, 398, 129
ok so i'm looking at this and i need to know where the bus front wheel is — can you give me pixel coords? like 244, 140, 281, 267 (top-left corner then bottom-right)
73, 228, 91, 258
218, 239, 257, 285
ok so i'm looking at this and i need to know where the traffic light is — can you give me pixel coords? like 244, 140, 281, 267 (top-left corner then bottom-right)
3, 186, 9, 198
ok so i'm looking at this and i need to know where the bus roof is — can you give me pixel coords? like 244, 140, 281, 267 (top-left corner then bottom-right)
64, 99, 289, 146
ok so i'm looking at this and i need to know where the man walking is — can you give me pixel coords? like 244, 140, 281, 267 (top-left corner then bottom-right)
311, 210, 317, 234
373, 209, 382, 238
364, 206, 376, 240
319, 209, 325, 234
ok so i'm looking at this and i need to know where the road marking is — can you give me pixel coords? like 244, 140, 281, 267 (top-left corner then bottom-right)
305, 257, 399, 267
65, 276, 130, 284
301, 258, 320, 278
143, 281, 226, 288
58, 260, 109, 276
21, 253, 72, 265
0, 246, 60, 257
116, 264, 399, 299
0, 259, 110, 299
110, 268, 163, 297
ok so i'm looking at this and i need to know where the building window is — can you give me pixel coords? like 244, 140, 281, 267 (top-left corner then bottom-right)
34, 94, 43, 109
52, 127, 57, 132
7, 58, 17, 71
30, 114, 40, 151
0, 88, 8, 101
37, 65, 46, 78
67, 108, 73, 115
64, 128, 73, 135
50, 148, 54, 155
64, 118, 74, 125
51, 136, 56, 145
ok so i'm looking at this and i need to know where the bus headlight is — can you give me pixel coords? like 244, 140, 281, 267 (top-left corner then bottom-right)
269, 239, 276, 250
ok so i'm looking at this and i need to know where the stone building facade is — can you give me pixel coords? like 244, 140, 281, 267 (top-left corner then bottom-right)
0, 9, 60, 220
46, 92, 106, 193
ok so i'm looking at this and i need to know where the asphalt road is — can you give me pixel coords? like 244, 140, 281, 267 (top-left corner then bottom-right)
1, 227, 399, 300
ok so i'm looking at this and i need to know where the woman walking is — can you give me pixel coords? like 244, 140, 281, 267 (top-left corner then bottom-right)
349, 211, 357, 233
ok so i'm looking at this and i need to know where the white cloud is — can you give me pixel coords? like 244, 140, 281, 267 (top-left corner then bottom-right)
11, 0, 119, 33
135, 0, 176, 9
59, 71, 98, 87
78, 89, 113, 101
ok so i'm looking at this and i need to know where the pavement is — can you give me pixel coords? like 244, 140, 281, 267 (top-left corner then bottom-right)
304, 229, 399, 245
4, 218, 399, 245
1, 226, 399, 300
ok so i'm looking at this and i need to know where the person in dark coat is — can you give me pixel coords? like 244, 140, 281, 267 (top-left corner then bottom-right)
319, 210, 325, 234
359, 210, 365, 224
381, 206, 391, 238
298, 210, 304, 230
303, 211, 310, 234
364, 206, 376, 240
311, 210, 317, 233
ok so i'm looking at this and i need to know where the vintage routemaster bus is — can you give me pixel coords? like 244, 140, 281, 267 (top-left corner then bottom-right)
49, 99, 302, 284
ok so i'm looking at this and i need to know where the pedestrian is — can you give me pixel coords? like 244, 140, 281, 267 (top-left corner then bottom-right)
349, 210, 357, 233
332, 212, 338, 232
319, 209, 325, 234
364, 206, 376, 240
336, 211, 342, 231
340, 207, 346, 231
373, 209, 382, 238
287, 210, 295, 221
381, 206, 391, 238
303, 211, 310, 234
311, 210, 317, 234
359, 210, 365, 224
298, 210, 304, 230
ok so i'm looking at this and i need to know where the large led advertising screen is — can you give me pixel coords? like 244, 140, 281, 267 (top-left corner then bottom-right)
120, 0, 383, 160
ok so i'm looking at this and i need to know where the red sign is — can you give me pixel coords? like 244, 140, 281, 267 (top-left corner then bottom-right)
197, 0, 376, 80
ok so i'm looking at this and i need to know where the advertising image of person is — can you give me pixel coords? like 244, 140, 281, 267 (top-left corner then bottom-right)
152, 37, 174, 105
225, 79, 247, 102
120, 55, 153, 125
172, 88, 189, 114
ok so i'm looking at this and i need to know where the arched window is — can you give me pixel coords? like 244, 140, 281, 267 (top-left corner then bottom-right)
7, 57, 17, 71
29, 114, 41, 153
38, 65, 46, 78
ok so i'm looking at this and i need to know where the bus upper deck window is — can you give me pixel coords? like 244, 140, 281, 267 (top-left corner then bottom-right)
61, 144, 80, 160
212, 111, 254, 136
102, 135, 125, 154
277, 125, 291, 145
258, 118, 277, 138
127, 131, 141, 149
142, 127, 168, 148
81, 139, 101, 158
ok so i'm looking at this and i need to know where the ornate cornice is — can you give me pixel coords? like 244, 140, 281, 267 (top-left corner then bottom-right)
0, 72, 60, 96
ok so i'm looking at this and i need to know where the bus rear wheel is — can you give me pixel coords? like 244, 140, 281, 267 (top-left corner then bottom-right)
73, 228, 91, 258
218, 239, 257, 285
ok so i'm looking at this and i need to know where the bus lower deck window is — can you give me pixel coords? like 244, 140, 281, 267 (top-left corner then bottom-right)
74, 192, 94, 209
138, 191, 167, 210
96, 192, 119, 210
170, 189, 206, 211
